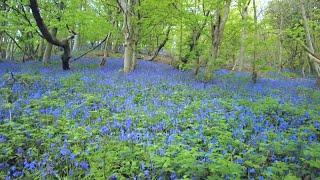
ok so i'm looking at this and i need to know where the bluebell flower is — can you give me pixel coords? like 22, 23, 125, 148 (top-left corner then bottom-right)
60, 146, 71, 156
24, 160, 37, 170
16, 147, 24, 154
248, 168, 256, 174
235, 158, 244, 165
0, 134, 7, 143
80, 161, 89, 170
110, 175, 117, 180
0, 162, 8, 170
314, 121, 320, 130
126, 119, 132, 130
170, 172, 177, 180
101, 126, 109, 135
144, 170, 150, 177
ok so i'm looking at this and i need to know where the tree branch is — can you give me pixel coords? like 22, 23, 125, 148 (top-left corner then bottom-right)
29, 0, 63, 47
71, 35, 110, 62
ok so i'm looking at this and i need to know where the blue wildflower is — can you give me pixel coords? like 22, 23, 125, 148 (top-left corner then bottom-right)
0, 134, 7, 143
248, 168, 256, 174
170, 172, 177, 180
0, 162, 8, 170
101, 126, 109, 135
80, 161, 89, 170
24, 160, 37, 170
144, 170, 150, 177
314, 121, 320, 130
60, 146, 71, 156
126, 119, 132, 130
110, 175, 117, 180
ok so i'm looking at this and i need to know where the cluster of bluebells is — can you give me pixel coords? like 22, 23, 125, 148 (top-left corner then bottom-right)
0, 58, 319, 179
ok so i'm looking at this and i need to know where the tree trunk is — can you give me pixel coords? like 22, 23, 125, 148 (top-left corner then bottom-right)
252, 0, 258, 83
42, 28, 57, 66
205, 1, 231, 81
72, 24, 80, 52
100, 33, 111, 67
61, 40, 71, 70
118, 0, 137, 73
30, 0, 75, 70
150, 26, 171, 61
278, 4, 284, 71
299, 0, 320, 87
37, 38, 45, 60
5, 40, 12, 60
131, 41, 137, 71
239, 1, 250, 71
9, 43, 15, 60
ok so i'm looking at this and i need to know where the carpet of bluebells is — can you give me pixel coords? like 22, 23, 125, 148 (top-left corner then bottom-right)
0, 58, 320, 179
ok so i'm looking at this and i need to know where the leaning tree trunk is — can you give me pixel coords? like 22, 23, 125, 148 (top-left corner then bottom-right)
300, 0, 320, 87
30, 0, 75, 70
43, 28, 57, 65
150, 26, 171, 61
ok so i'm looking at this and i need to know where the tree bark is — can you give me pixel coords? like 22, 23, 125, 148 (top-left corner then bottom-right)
118, 0, 137, 73
100, 33, 111, 67
42, 28, 57, 65
150, 26, 171, 61
37, 38, 45, 60
5, 39, 12, 60
29, 0, 75, 70
72, 24, 80, 52
252, 0, 258, 83
205, 1, 231, 81
300, 0, 320, 87
239, 0, 250, 71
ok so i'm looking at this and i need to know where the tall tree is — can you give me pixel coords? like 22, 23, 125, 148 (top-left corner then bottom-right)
118, 0, 138, 73
238, 0, 251, 71
205, 0, 231, 81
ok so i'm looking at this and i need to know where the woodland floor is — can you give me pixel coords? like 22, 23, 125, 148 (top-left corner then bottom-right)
0, 58, 319, 179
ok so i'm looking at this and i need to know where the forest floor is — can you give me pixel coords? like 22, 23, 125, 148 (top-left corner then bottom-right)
0, 58, 319, 179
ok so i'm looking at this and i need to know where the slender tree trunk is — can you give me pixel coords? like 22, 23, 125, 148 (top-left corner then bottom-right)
239, 1, 250, 71
72, 24, 80, 52
299, 0, 320, 87
252, 0, 258, 83
9, 43, 15, 60
42, 28, 57, 66
37, 38, 45, 60
278, 4, 283, 71
131, 41, 137, 71
5, 39, 12, 60
150, 26, 171, 61
100, 33, 111, 67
